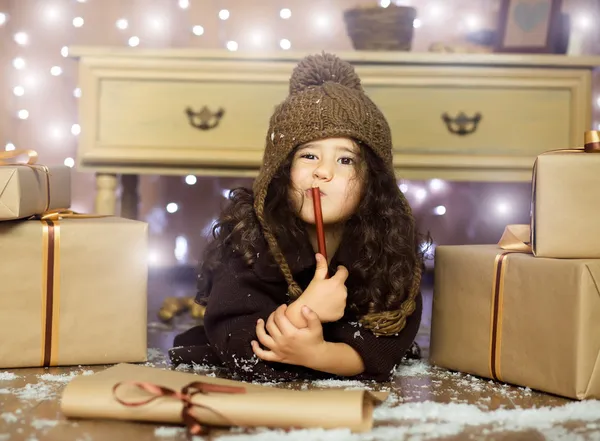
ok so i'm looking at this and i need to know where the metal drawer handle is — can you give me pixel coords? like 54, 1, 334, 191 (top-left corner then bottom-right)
441, 112, 482, 136
185, 106, 225, 131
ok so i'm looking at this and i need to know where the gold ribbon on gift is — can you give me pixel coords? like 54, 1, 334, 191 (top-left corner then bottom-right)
0, 149, 52, 212
35, 209, 110, 367
489, 224, 535, 381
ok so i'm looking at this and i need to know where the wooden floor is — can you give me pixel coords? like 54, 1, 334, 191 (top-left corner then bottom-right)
1, 270, 600, 441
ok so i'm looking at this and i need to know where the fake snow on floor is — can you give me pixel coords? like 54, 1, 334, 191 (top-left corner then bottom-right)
38, 370, 94, 383
174, 363, 217, 374
311, 379, 374, 390
1, 412, 19, 423
0, 372, 18, 381
0, 369, 94, 402
209, 360, 600, 441
393, 359, 536, 404
147, 347, 167, 362
155, 426, 186, 437
0, 369, 93, 440
30, 418, 60, 430
144, 347, 173, 369
213, 399, 600, 441
394, 360, 431, 377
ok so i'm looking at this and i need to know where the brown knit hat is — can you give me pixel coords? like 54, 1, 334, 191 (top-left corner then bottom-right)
252, 52, 421, 337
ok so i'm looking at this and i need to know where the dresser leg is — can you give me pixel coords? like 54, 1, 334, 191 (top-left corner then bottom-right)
95, 173, 118, 215
121, 174, 139, 220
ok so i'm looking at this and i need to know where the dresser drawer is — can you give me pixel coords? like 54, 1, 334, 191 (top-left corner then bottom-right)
98, 79, 287, 156
353, 63, 587, 179
79, 58, 300, 171
366, 81, 571, 157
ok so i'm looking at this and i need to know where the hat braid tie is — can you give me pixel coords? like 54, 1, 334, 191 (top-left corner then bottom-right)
254, 188, 303, 299
359, 259, 422, 336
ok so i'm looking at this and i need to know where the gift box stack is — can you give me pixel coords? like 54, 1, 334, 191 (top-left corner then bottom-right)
430, 131, 600, 400
0, 150, 148, 368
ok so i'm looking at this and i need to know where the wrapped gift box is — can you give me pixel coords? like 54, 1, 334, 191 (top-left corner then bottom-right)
430, 244, 600, 400
0, 215, 148, 368
531, 133, 600, 258
0, 164, 71, 221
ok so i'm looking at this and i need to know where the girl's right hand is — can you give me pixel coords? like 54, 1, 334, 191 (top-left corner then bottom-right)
288, 253, 349, 325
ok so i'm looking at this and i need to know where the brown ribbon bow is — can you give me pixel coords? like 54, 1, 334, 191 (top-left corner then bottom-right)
498, 224, 532, 253
36, 208, 108, 221
112, 381, 246, 438
586, 143, 600, 153
584, 131, 600, 153
0, 148, 53, 212
0, 148, 39, 165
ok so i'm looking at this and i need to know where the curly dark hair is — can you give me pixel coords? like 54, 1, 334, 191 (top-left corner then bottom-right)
197, 142, 429, 324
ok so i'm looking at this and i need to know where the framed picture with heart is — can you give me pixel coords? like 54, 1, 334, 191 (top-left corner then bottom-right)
495, 0, 563, 53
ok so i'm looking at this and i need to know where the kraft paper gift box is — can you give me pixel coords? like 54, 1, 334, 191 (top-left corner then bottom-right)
61, 363, 388, 434
0, 150, 71, 221
429, 243, 600, 400
0, 214, 148, 368
528, 131, 600, 258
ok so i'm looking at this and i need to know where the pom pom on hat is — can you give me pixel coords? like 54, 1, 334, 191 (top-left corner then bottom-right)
289, 52, 362, 95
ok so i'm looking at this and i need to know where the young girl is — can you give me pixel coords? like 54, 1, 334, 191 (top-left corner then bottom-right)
170, 52, 426, 382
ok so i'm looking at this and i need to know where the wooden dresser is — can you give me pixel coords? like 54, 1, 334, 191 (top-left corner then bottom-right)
68, 48, 600, 217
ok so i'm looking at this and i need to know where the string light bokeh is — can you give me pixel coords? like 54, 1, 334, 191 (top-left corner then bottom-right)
0, 0, 599, 268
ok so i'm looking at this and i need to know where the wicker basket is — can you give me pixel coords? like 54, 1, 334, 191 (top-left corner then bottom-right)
343, 4, 417, 51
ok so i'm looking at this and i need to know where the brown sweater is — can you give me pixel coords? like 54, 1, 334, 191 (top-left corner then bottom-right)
169, 235, 422, 382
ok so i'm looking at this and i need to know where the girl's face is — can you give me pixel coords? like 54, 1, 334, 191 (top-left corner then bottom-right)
289, 137, 365, 226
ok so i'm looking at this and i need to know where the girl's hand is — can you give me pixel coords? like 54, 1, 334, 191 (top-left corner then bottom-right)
251, 304, 326, 367
286, 253, 348, 326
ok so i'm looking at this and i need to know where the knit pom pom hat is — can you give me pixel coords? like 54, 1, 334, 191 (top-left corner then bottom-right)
252, 52, 422, 336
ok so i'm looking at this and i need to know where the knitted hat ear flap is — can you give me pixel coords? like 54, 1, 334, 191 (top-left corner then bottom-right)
359, 190, 422, 336
254, 186, 303, 299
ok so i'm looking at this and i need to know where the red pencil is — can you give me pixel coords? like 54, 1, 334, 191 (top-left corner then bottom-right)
311, 186, 328, 277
